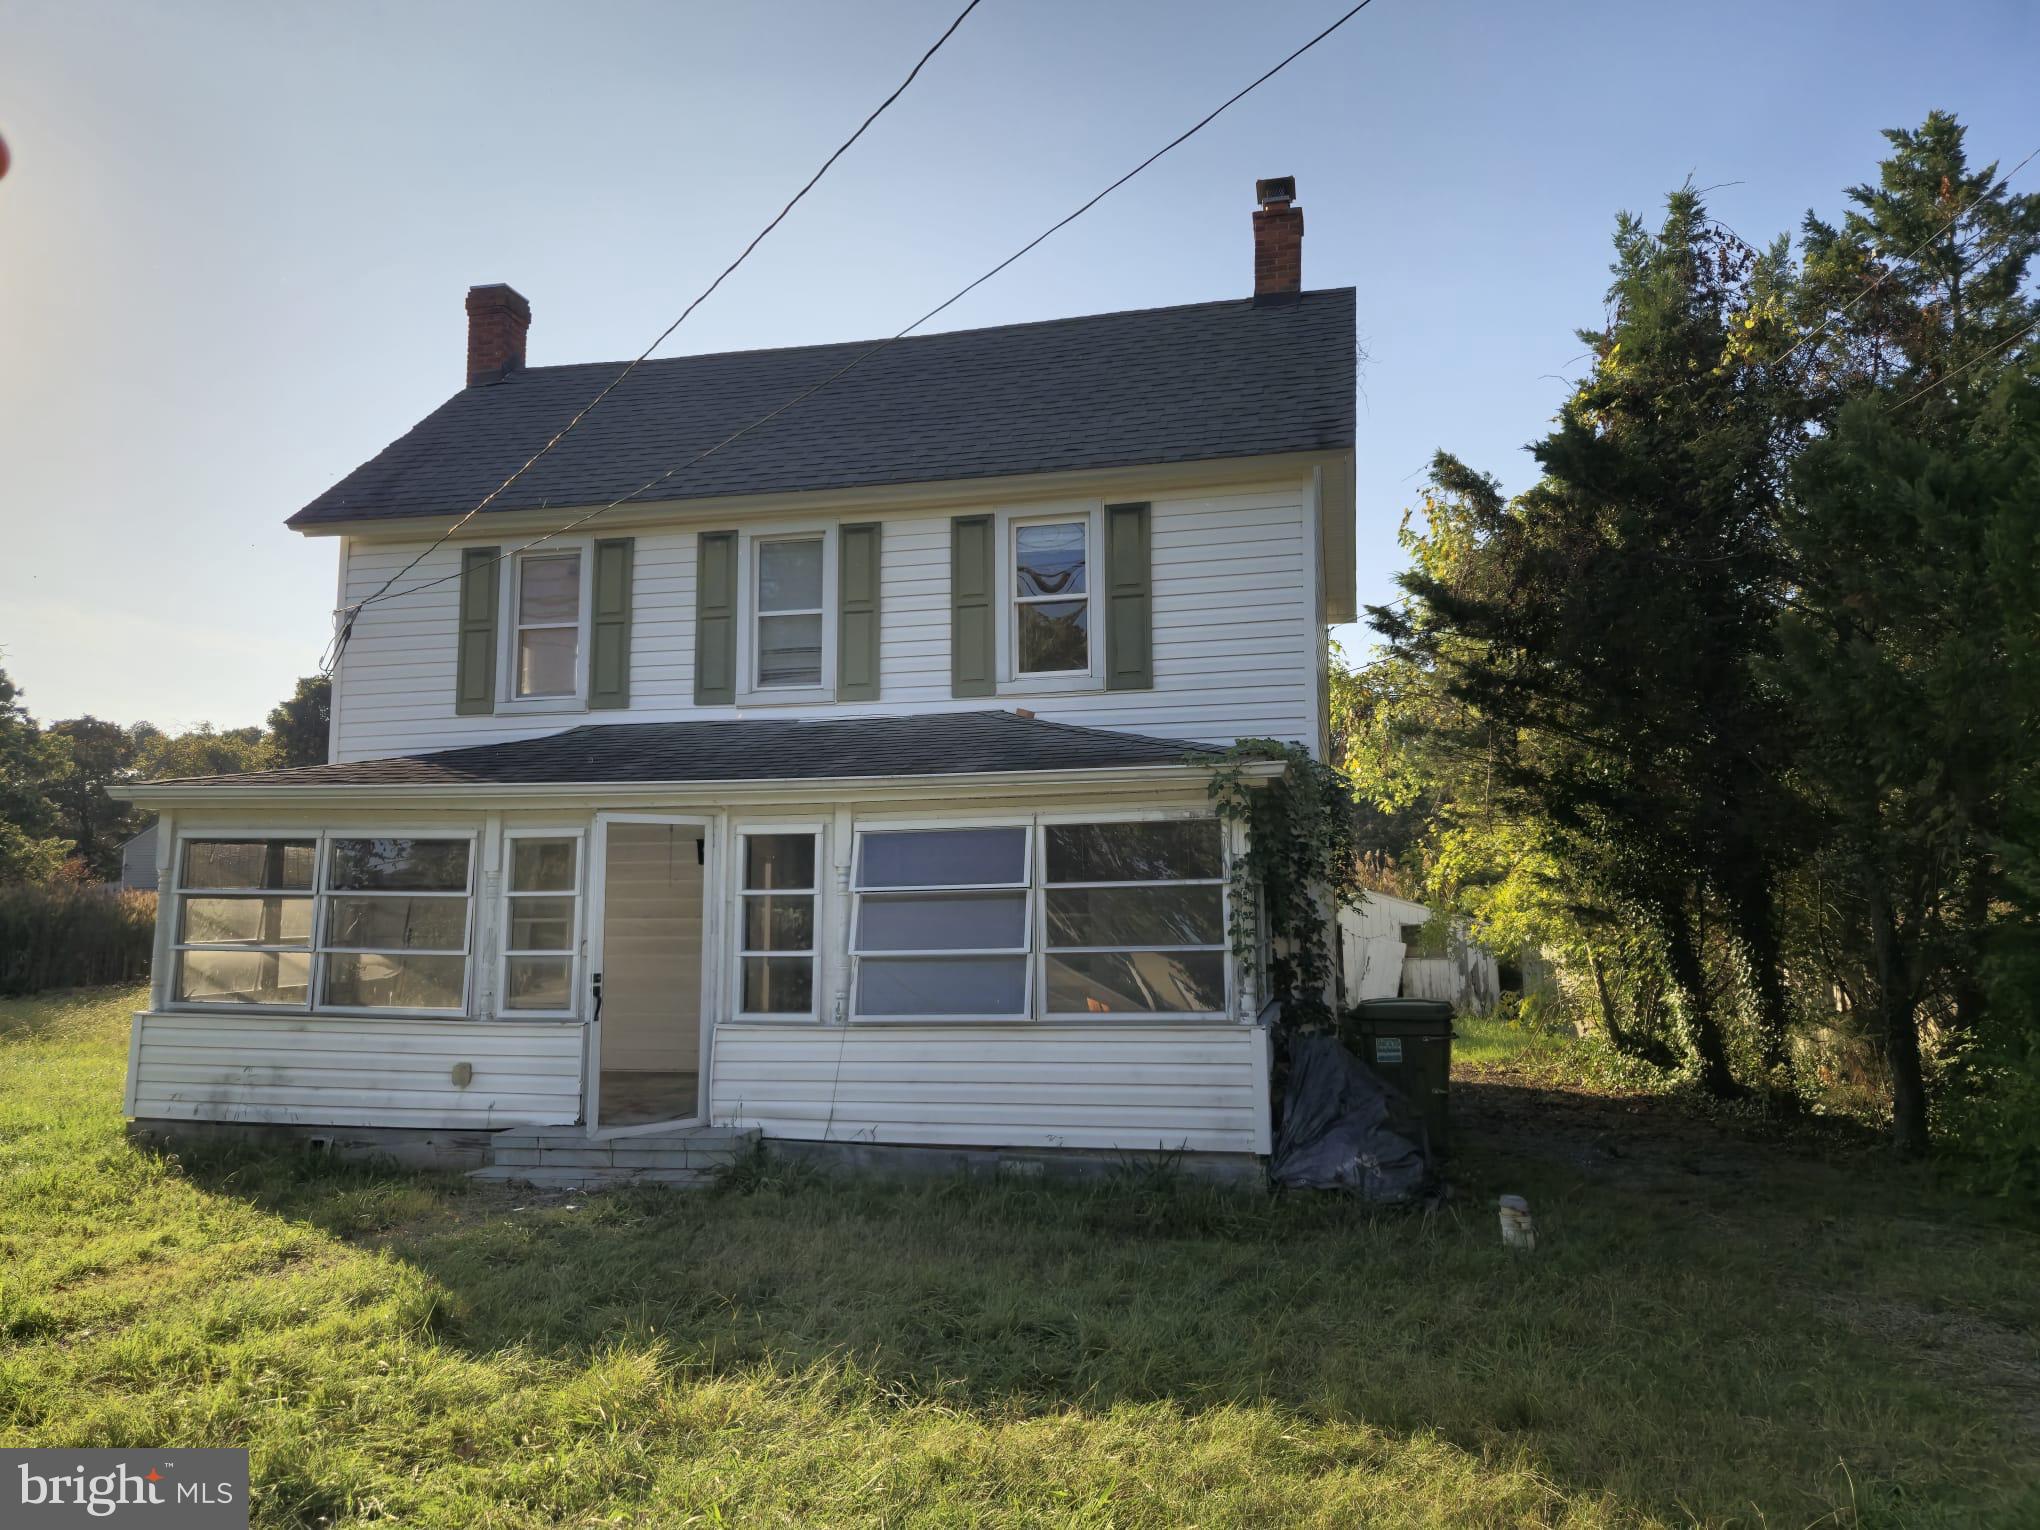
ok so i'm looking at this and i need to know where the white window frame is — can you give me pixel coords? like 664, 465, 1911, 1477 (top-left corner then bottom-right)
736, 524, 839, 704
500, 540, 595, 711
849, 820, 1036, 1023
733, 824, 824, 1022
498, 827, 586, 1020
167, 830, 318, 1011
167, 829, 480, 1019
313, 830, 481, 1018
995, 504, 1105, 693
1035, 811, 1231, 1021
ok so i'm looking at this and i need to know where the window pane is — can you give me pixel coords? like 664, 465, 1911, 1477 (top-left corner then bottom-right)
1017, 600, 1088, 673
743, 955, 814, 1014
856, 892, 1026, 951
857, 956, 1027, 1016
180, 839, 314, 890
1015, 522, 1086, 597
180, 895, 313, 946
510, 838, 577, 892
743, 894, 814, 952
323, 953, 467, 1010
1045, 820, 1224, 883
518, 552, 581, 622
1045, 952, 1226, 1014
517, 626, 578, 697
325, 895, 470, 951
1044, 886, 1224, 948
327, 838, 470, 892
508, 896, 575, 952
176, 949, 310, 1005
505, 955, 572, 1011
744, 834, 816, 890
757, 613, 822, 687
857, 827, 1026, 888
757, 538, 824, 611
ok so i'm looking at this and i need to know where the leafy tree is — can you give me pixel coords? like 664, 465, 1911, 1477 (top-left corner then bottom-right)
266, 675, 331, 769
0, 663, 74, 882
136, 724, 272, 782
1778, 113, 2040, 1156
1375, 192, 1807, 1094
43, 717, 149, 879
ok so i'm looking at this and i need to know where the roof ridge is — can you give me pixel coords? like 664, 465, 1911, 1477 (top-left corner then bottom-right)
503, 287, 1359, 378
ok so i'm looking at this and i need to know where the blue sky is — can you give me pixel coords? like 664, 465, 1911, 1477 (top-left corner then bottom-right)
2, 0, 2034, 728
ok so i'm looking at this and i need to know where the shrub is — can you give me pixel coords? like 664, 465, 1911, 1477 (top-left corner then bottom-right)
0, 883, 157, 997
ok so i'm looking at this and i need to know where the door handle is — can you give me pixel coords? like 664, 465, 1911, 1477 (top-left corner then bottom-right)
591, 971, 603, 1024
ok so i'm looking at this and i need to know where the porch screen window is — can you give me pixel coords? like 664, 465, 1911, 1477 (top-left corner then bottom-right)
172, 838, 315, 1005
514, 551, 581, 698
1042, 820, 1226, 1014
319, 837, 473, 1011
503, 836, 580, 1012
1013, 520, 1087, 675
755, 537, 824, 687
739, 832, 817, 1015
852, 827, 1029, 1016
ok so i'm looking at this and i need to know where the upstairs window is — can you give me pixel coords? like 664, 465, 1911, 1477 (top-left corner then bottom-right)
754, 537, 825, 688
1013, 520, 1088, 675
513, 550, 582, 699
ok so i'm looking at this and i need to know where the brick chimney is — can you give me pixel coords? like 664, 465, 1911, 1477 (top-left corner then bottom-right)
1252, 177, 1303, 305
465, 283, 531, 385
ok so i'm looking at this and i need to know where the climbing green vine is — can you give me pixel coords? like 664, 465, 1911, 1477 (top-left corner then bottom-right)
1205, 739, 1362, 1035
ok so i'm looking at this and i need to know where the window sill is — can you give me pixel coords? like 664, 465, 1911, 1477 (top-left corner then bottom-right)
498, 696, 588, 716
736, 686, 832, 707
995, 675, 1106, 699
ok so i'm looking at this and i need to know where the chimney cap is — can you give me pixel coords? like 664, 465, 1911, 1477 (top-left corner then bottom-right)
466, 282, 531, 318
1256, 176, 1297, 209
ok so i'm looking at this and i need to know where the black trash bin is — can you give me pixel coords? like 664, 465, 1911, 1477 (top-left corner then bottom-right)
1348, 998, 1456, 1153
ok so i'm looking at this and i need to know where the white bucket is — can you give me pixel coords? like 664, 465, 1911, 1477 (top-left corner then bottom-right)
1498, 1194, 1536, 1252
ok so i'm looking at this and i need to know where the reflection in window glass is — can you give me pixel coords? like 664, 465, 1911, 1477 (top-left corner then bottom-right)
856, 827, 1026, 889
504, 838, 578, 1013
739, 832, 818, 1015
1015, 521, 1088, 674
327, 838, 470, 891
180, 839, 314, 890
1040, 820, 1227, 1016
1044, 820, 1223, 883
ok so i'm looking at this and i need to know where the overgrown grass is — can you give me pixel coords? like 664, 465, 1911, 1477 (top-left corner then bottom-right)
0, 883, 154, 996
4, 987, 2037, 1527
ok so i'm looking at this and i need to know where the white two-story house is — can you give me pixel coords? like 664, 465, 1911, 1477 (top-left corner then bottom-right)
118, 178, 1357, 1179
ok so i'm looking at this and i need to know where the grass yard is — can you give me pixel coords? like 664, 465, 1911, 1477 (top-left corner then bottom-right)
3, 989, 2037, 1528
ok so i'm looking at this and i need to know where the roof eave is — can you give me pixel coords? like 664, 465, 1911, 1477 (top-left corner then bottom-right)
290, 450, 1353, 540
113, 759, 1284, 810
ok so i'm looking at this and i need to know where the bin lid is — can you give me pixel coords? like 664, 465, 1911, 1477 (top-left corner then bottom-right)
1351, 998, 1455, 1023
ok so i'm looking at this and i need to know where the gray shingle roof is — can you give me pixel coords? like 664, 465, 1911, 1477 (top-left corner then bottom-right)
141, 711, 1212, 788
288, 289, 1356, 528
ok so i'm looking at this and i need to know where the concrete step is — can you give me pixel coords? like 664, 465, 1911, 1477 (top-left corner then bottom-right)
475, 1124, 758, 1189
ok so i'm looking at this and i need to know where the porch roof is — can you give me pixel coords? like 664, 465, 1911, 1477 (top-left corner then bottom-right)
137, 710, 1216, 789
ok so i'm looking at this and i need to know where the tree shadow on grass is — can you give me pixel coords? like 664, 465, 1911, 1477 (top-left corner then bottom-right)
158, 1098, 2040, 1528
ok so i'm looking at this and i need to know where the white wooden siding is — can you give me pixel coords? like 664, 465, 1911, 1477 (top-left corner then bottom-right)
597, 822, 702, 1071
710, 1023, 1265, 1154
331, 487, 1317, 760
127, 1012, 581, 1129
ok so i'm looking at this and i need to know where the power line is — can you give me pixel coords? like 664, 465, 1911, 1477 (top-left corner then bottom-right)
333, 0, 1381, 635
1884, 311, 2039, 415
322, 0, 986, 669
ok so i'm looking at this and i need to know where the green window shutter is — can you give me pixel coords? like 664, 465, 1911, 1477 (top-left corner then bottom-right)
589, 536, 634, 710
950, 514, 995, 698
838, 522, 881, 701
455, 546, 500, 715
694, 530, 737, 705
1104, 501, 1153, 691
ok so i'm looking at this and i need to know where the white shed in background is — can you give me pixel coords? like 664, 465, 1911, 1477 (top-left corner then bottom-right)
116, 823, 158, 891
1338, 890, 1501, 1011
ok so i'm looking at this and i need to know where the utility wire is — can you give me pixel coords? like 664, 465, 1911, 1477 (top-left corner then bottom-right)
322, 0, 986, 671
332, 0, 1381, 633
1884, 311, 2039, 415
1768, 144, 2037, 376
